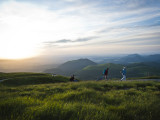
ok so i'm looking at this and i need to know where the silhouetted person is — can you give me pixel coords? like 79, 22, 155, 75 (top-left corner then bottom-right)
103, 68, 109, 80
70, 75, 75, 82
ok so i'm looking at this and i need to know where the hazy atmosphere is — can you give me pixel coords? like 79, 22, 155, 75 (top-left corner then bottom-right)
1, 1, 160, 120
0, 0, 160, 59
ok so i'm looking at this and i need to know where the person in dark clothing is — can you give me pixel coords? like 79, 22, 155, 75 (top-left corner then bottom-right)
70, 75, 75, 82
103, 68, 109, 80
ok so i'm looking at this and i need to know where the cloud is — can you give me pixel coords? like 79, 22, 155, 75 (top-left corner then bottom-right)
0, 0, 160, 58
52, 39, 72, 43
55, 39, 72, 43
75, 36, 99, 42
43, 36, 99, 48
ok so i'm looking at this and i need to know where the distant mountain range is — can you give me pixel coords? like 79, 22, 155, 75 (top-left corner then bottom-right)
0, 58, 58, 72
44, 55, 160, 80
98, 54, 160, 64
1, 54, 160, 80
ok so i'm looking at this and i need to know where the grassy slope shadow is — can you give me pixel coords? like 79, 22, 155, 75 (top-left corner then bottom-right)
1, 73, 69, 86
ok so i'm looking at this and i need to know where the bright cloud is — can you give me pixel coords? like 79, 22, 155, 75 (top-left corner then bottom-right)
0, 0, 160, 59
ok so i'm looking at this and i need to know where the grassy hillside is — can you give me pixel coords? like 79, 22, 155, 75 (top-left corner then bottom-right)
43, 58, 160, 80
76, 63, 160, 80
127, 63, 160, 77
76, 63, 123, 80
0, 72, 69, 86
0, 80, 160, 120
44, 59, 97, 76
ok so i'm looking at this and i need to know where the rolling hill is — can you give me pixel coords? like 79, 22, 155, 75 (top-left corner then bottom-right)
0, 72, 69, 86
44, 59, 97, 76
0, 79, 160, 120
76, 62, 160, 80
76, 63, 123, 80
44, 58, 160, 80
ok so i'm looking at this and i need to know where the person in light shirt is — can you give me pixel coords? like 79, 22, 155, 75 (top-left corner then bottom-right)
121, 67, 126, 81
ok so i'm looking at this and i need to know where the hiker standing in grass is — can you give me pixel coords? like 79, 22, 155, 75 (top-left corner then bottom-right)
121, 67, 126, 81
103, 68, 109, 80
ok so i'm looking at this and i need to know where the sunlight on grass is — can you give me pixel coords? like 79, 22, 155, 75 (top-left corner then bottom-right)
0, 80, 160, 120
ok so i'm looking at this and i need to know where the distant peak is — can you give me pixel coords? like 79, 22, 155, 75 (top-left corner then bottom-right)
128, 54, 141, 56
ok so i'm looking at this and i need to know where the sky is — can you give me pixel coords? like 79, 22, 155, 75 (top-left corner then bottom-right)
0, 0, 160, 59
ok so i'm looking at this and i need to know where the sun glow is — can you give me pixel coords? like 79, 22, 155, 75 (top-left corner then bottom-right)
0, 40, 38, 59
0, 0, 160, 59
0, 1, 86, 59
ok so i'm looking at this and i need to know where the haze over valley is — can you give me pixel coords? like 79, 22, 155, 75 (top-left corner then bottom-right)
0, 1, 160, 119
0, 54, 160, 80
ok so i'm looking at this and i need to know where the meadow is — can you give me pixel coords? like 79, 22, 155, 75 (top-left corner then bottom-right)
0, 73, 160, 120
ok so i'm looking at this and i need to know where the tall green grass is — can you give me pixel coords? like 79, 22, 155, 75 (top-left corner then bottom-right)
0, 72, 69, 86
0, 80, 160, 120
